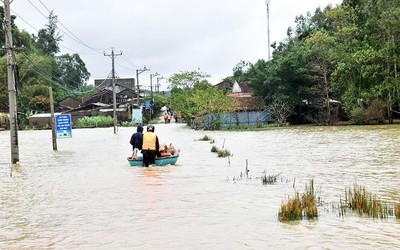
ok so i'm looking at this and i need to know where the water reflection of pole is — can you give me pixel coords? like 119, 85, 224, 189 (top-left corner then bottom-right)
265, 0, 271, 60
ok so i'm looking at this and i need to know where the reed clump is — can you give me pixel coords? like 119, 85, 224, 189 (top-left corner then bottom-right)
279, 193, 303, 222
395, 203, 400, 219
217, 149, 231, 158
210, 146, 231, 158
199, 135, 212, 141
278, 179, 318, 222
262, 173, 280, 185
343, 183, 389, 219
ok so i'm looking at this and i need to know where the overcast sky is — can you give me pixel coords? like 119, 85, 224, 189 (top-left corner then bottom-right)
10, 0, 342, 90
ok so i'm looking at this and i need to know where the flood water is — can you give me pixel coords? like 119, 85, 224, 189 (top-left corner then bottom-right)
1, 123, 399, 249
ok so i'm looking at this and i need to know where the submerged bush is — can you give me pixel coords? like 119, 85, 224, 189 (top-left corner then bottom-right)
210, 145, 231, 158
199, 135, 212, 141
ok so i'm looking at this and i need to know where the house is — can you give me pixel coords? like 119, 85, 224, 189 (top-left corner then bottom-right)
94, 78, 136, 91
196, 81, 269, 129
29, 113, 62, 128
214, 79, 234, 94
58, 96, 84, 112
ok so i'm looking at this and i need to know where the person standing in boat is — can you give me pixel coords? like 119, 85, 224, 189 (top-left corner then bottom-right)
141, 125, 160, 167
129, 125, 143, 159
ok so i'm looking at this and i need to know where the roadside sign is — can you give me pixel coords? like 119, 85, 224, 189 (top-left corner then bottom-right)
55, 114, 72, 139
132, 108, 143, 124
145, 100, 151, 110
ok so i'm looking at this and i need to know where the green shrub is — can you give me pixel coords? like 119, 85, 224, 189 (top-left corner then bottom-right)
199, 135, 212, 141
365, 99, 385, 124
350, 107, 367, 125
77, 116, 113, 128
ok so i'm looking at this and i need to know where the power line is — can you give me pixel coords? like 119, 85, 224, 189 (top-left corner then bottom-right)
22, 0, 106, 54
11, 9, 98, 55
36, 0, 106, 53
19, 51, 110, 95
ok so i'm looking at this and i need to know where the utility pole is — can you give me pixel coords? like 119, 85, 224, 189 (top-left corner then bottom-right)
49, 87, 57, 151
150, 73, 159, 102
104, 48, 122, 134
135, 66, 149, 107
265, 0, 271, 60
4, 0, 19, 165
156, 76, 164, 93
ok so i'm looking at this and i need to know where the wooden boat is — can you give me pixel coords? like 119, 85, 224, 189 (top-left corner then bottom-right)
127, 155, 179, 167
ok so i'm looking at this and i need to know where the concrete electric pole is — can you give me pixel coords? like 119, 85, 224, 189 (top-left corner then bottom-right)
149, 72, 159, 102
135, 66, 149, 107
104, 48, 122, 134
4, 0, 19, 165
265, 0, 271, 60
156, 76, 164, 93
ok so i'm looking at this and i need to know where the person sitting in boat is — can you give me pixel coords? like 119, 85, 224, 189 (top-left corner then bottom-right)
129, 125, 143, 159
141, 125, 160, 167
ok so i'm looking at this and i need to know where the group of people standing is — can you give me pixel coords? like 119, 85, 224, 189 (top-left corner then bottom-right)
129, 125, 160, 167
164, 107, 177, 123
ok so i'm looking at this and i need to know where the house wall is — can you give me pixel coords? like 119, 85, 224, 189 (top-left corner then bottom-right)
29, 117, 51, 128
202, 110, 269, 128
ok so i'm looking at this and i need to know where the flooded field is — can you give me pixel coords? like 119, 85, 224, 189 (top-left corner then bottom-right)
0, 124, 399, 249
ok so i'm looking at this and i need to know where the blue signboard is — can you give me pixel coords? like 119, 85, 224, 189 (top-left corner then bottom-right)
55, 114, 72, 139
145, 100, 151, 110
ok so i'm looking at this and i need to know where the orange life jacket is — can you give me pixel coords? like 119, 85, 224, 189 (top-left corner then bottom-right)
142, 132, 156, 150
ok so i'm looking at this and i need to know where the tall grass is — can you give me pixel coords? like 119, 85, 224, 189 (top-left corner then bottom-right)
210, 145, 231, 158
343, 183, 389, 219
278, 179, 318, 222
279, 193, 303, 222
395, 203, 400, 219
262, 173, 279, 185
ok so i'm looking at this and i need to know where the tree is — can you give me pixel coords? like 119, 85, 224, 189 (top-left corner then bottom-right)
56, 53, 91, 88
269, 100, 294, 125
305, 30, 337, 124
168, 70, 234, 126
168, 69, 210, 89
34, 11, 62, 56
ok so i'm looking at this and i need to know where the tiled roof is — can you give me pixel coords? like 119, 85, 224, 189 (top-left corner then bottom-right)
233, 96, 266, 111
238, 82, 252, 93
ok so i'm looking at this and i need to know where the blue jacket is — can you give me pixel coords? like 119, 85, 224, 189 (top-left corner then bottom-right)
130, 125, 143, 150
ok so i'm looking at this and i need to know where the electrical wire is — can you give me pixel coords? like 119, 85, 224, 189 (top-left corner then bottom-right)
11, 9, 98, 55
19, 51, 111, 95
23, 0, 105, 54
37, 0, 107, 53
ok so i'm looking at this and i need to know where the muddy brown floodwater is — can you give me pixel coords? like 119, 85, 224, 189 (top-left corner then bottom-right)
0, 124, 399, 249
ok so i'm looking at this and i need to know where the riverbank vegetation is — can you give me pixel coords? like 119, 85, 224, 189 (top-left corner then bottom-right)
167, 1, 400, 129
0, 9, 92, 118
